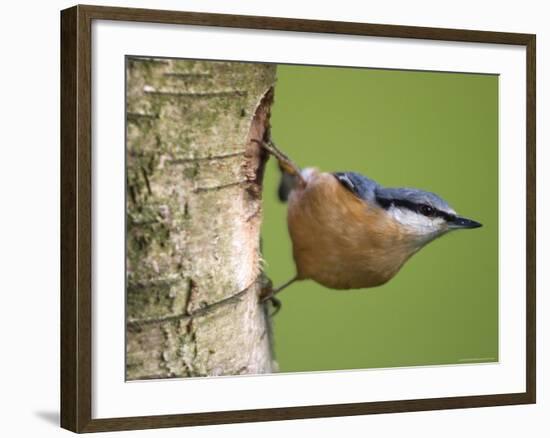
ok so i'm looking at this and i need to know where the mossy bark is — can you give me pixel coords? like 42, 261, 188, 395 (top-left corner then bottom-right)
126, 57, 277, 380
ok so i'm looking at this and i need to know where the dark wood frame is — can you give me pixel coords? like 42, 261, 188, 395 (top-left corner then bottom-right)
61, 4, 536, 433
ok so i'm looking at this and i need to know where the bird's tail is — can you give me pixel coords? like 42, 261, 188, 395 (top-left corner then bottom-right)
252, 139, 305, 202
276, 163, 297, 202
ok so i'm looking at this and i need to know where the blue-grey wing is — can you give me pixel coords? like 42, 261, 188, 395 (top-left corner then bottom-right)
332, 172, 379, 204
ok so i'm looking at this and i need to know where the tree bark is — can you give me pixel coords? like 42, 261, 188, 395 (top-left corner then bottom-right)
125, 57, 276, 380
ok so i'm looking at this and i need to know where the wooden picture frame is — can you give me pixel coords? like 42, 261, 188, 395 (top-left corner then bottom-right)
61, 4, 536, 433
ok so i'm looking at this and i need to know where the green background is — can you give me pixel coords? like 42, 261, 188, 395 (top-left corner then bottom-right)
262, 64, 499, 373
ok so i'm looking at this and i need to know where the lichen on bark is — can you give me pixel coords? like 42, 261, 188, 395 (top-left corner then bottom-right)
126, 57, 277, 380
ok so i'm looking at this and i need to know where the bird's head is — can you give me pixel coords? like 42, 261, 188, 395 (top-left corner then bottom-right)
375, 187, 482, 246
332, 171, 482, 250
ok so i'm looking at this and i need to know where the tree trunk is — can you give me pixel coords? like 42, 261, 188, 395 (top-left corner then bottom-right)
125, 57, 276, 380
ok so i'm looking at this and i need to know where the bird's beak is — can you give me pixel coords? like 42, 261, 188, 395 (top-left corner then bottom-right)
448, 216, 483, 229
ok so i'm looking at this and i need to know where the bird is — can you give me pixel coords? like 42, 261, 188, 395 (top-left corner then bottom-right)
253, 139, 482, 302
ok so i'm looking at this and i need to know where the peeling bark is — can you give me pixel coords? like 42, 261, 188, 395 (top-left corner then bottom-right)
126, 57, 277, 380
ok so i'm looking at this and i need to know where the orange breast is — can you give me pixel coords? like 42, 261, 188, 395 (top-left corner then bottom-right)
287, 171, 417, 290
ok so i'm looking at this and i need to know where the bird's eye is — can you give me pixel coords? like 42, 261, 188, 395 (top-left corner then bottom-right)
419, 204, 435, 216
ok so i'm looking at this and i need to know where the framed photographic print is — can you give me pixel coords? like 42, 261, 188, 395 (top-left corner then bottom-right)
60, 4, 536, 433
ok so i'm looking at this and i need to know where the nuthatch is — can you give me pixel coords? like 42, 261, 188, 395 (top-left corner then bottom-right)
254, 139, 482, 301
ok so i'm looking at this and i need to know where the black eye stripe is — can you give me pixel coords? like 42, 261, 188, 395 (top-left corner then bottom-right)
376, 197, 456, 222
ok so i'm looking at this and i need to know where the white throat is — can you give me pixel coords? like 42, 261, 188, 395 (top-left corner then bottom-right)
387, 206, 446, 244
